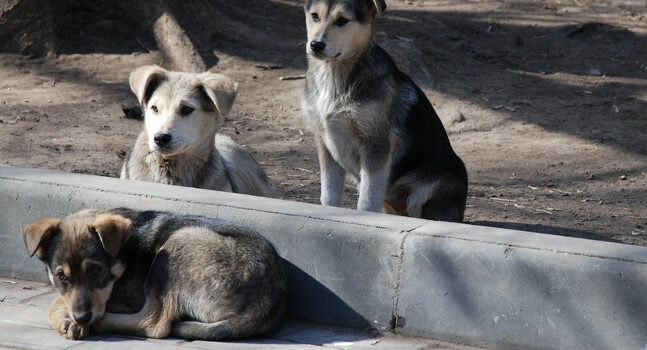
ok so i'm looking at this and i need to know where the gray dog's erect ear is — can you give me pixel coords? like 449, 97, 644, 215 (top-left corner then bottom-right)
372, 0, 386, 15
129, 65, 168, 106
91, 214, 132, 258
200, 73, 239, 117
23, 218, 62, 258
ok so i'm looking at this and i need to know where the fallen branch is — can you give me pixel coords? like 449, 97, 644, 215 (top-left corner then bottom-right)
280, 75, 306, 81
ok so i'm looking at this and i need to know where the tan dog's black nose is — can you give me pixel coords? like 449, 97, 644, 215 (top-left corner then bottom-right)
73, 312, 92, 326
154, 133, 172, 147
310, 41, 326, 53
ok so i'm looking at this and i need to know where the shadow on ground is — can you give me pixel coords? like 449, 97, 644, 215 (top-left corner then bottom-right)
23, 0, 646, 156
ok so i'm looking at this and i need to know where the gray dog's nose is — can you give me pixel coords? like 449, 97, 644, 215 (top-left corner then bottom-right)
310, 41, 326, 53
73, 312, 92, 326
154, 133, 172, 147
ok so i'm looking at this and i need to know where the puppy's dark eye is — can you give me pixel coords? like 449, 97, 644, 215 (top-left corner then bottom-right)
151, 105, 158, 113
180, 106, 194, 117
311, 13, 319, 22
56, 271, 68, 283
334, 17, 349, 27
87, 265, 102, 278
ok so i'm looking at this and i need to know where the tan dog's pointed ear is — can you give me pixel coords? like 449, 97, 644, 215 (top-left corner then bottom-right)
23, 218, 61, 258
372, 0, 386, 15
129, 65, 168, 106
91, 214, 132, 258
200, 73, 239, 117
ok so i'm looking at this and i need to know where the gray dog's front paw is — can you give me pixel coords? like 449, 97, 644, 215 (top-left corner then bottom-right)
60, 318, 89, 340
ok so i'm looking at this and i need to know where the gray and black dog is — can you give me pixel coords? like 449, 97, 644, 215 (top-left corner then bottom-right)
301, 0, 468, 221
23, 208, 286, 340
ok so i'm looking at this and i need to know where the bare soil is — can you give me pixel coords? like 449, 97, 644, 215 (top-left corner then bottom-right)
0, 0, 645, 244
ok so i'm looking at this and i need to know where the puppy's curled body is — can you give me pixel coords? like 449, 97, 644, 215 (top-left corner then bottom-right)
23, 208, 287, 340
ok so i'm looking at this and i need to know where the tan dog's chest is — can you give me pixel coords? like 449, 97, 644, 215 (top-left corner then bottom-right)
303, 59, 395, 180
310, 107, 364, 179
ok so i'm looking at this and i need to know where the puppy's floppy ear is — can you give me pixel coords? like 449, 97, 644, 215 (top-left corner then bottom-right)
90, 214, 132, 258
24, 218, 61, 258
371, 0, 386, 15
129, 65, 167, 106
200, 73, 239, 117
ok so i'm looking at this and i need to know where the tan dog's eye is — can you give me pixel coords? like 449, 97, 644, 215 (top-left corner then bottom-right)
180, 106, 194, 117
311, 13, 319, 22
334, 17, 349, 27
151, 105, 159, 113
56, 271, 68, 283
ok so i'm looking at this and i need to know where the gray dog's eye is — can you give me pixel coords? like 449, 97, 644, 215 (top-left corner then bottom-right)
180, 106, 194, 117
151, 105, 159, 113
311, 13, 319, 22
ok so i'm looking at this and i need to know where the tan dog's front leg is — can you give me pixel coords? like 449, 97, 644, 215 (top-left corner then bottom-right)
316, 137, 345, 207
48, 295, 89, 340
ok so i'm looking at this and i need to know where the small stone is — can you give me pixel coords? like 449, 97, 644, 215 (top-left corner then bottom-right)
588, 69, 602, 76
117, 150, 128, 160
121, 100, 143, 120
449, 110, 466, 125
619, 175, 627, 180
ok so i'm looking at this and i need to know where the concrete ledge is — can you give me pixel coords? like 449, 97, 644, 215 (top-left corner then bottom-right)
1, 165, 646, 349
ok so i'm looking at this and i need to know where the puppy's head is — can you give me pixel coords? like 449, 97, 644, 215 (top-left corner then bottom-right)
23, 210, 131, 327
304, 0, 386, 61
129, 65, 239, 156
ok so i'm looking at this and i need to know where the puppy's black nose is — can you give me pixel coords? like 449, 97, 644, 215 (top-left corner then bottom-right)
310, 41, 326, 53
73, 312, 92, 326
154, 133, 172, 147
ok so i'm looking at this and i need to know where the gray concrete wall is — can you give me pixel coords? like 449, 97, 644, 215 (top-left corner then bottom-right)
1, 165, 647, 349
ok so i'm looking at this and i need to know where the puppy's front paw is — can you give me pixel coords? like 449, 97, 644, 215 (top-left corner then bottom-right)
59, 319, 89, 340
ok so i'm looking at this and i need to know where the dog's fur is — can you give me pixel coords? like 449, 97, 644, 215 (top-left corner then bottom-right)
23, 208, 287, 340
121, 65, 272, 197
301, 0, 468, 221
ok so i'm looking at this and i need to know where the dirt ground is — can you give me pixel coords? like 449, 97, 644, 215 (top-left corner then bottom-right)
0, 0, 645, 244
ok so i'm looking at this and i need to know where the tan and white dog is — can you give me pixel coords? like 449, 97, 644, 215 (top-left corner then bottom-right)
121, 65, 272, 197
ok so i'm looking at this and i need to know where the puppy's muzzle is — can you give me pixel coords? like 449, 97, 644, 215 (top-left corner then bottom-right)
310, 41, 326, 53
154, 133, 172, 147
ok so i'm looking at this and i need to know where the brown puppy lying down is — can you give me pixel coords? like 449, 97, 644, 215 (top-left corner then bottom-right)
23, 208, 286, 340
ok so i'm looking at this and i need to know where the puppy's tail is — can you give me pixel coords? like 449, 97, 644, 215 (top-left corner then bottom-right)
170, 301, 285, 340
170, 319, 240, 340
